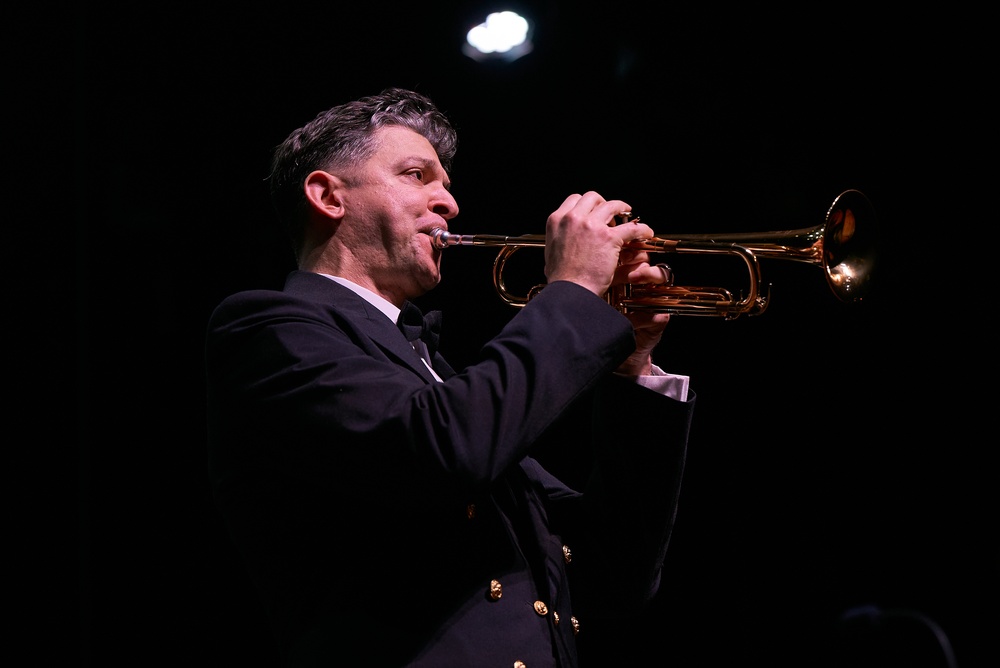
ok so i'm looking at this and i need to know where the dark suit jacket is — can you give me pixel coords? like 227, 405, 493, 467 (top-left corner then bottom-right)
206, 270, 694, 667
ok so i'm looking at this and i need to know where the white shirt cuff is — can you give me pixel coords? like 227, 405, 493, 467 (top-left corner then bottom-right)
618, 364, 690, 401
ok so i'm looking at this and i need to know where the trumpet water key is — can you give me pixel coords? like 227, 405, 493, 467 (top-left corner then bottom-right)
429, 190, 877, 319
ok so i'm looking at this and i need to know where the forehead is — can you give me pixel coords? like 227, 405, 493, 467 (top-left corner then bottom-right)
370, 125, 440, 165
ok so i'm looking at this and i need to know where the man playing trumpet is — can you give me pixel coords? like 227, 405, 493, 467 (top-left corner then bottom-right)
206, 87, 695, 667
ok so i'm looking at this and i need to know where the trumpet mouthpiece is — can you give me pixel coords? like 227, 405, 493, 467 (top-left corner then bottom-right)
428, 228, 453, 249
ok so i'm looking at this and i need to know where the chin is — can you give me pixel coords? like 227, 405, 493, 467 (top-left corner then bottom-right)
414, 266, 441, 295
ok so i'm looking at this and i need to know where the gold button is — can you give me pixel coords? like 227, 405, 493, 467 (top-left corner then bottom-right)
571, 615, 580, 635
562, 544, 572, 563
488, 579, 503, 601
552, 611, 560, 625
514, 662, 526, 668
533, 600, 548, 616
466, 503, 476, 520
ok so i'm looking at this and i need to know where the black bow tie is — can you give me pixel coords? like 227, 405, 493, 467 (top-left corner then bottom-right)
397, 301, 442, 356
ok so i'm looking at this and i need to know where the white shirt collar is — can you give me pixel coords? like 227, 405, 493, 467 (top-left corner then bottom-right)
318, 274, 400, 324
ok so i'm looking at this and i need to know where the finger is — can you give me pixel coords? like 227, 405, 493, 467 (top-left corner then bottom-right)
550, 193, 627, 235
579, 195, 631, 226
616, 220, 655, 243
617, 262, 673, 285
628, 311, 671, 330
551, 193, 584, 220
607, 207, 634, 227
613, 258, 649, 284
617, 248, 651, 267
567, 191, 613, 217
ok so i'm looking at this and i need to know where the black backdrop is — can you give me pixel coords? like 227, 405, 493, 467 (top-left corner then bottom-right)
18, 2, 994, 666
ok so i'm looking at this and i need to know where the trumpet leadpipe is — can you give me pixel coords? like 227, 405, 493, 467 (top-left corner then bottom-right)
428, 228, 544, 249
428, 227, 679, 252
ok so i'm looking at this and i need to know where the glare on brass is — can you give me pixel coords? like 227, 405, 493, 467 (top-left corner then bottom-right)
429, 190, 878, 319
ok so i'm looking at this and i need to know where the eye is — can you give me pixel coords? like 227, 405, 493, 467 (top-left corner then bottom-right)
406, 168, 425, 181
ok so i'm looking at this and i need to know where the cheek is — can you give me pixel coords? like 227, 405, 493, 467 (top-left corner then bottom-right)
420, 244, 443, 279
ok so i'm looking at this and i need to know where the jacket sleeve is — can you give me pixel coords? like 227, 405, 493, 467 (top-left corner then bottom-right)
525, 373, 695, 614
206, 279, 637, 502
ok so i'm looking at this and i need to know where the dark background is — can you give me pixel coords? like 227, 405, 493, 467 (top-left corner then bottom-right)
18, 1, 993, 666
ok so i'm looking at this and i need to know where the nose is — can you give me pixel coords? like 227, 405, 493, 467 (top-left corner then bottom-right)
431, 185, 459, 220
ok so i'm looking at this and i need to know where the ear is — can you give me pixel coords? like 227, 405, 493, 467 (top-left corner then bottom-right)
304, 170, 346, 221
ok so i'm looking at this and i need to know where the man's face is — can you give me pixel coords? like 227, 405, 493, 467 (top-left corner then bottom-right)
342, 125, 459, 303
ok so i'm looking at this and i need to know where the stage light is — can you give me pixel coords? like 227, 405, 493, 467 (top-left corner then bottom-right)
463, 10, 533, 62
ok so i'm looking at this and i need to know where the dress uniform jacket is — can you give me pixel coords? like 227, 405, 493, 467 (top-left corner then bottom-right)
206, 270, 694, 667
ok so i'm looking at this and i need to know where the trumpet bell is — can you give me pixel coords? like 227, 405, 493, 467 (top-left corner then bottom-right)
821, 189, 878, 304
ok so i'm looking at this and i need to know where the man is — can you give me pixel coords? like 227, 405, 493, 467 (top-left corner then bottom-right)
206, 87, 694, 667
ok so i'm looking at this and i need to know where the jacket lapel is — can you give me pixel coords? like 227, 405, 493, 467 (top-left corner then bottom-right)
283, 271, 439, 383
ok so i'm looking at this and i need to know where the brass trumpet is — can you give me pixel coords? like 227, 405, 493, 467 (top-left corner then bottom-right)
429, 189, 877, 319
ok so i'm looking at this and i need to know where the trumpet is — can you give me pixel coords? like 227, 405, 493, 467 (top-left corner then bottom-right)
429, 189, 877, 319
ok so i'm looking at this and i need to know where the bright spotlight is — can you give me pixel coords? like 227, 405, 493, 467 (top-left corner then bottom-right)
463, 10, 533, 62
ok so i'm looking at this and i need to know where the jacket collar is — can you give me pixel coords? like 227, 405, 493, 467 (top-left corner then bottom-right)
283, 270, 439, 383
